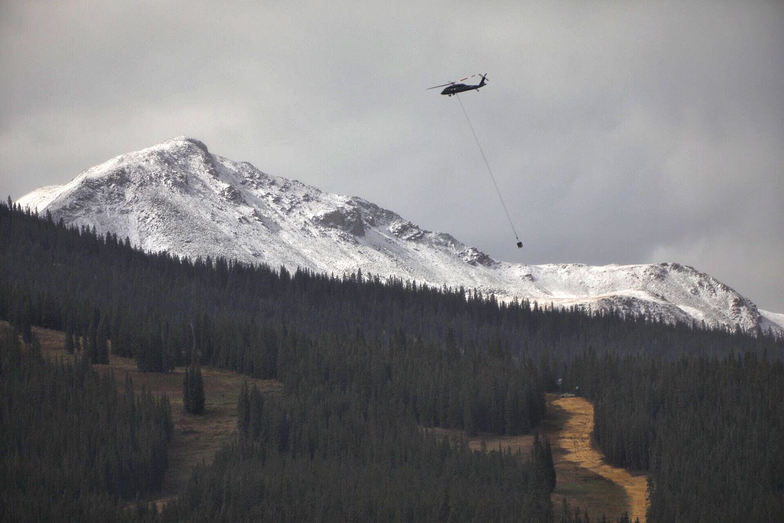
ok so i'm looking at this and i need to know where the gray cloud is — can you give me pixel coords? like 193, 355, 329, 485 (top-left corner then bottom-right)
2, 1, 783, 311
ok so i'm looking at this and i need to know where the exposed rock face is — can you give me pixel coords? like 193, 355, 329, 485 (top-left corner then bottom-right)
315, 207, 365, 236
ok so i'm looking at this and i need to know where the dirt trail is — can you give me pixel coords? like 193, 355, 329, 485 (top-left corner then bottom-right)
553, 395, 648, 522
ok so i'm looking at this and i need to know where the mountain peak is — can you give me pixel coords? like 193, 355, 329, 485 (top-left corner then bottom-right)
166, 136, 209, 152
16, 138, 784, 336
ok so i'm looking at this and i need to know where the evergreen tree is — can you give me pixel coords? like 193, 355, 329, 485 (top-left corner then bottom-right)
183, 365, 191, 413
65, 323, 75, 354
94, 316, 109, 364
19, 298, 33, 343
532, 433, 557, 494
86, 307, 101, 363
544, 438, 556, 491
237, 381, 250, 435
183, 364, 205, 414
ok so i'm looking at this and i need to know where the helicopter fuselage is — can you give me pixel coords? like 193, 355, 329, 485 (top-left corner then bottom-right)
441, 83, 483, 96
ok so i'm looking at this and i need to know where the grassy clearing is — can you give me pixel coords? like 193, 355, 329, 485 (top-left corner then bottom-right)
28, 323, 282, 509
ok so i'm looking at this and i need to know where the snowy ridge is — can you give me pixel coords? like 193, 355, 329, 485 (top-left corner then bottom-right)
18, 137, 784, 336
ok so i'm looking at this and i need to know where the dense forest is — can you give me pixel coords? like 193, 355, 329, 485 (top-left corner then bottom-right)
0, 325, 170, 521
1, 200, 783, 521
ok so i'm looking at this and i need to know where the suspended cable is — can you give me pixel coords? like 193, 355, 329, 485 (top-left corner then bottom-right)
455, 94, 522, 247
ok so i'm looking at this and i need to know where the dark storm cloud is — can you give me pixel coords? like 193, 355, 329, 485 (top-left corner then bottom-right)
1, 1, 782, 311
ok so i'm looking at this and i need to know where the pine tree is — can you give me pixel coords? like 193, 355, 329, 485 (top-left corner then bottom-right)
238, 381, 250, 435
94, 317, 109, 364
532, 433, 556, 494
183, 367, 192, 413
544, 438, 556, 491
87, 307, 100, 363
20, 298, 33, 343
191, 365, 205, 413
183, 364, 205, 414
65, 323, 75, 354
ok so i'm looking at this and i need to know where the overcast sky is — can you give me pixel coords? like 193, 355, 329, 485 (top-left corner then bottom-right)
1, 1, 782, 311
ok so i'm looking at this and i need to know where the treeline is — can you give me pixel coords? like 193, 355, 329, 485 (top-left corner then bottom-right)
0, 325, 171, 522
1, 201, 780, 381
566, 350, 784, 521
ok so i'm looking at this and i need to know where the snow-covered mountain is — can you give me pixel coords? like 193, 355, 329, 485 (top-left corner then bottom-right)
17, 137, 784, 335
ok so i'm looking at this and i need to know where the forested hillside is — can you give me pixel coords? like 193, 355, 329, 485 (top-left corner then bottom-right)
2, 201, 783, 521
0, 326, 171, 521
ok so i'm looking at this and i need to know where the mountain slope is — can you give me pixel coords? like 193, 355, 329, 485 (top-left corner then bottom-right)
17, 137, 783, 335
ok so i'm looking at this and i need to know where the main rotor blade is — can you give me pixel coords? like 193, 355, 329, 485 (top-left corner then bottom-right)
428, 73, 487, 90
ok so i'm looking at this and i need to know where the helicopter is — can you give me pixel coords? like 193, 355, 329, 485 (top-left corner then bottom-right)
428, 73, 488, 96
427, 73, 523, 249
